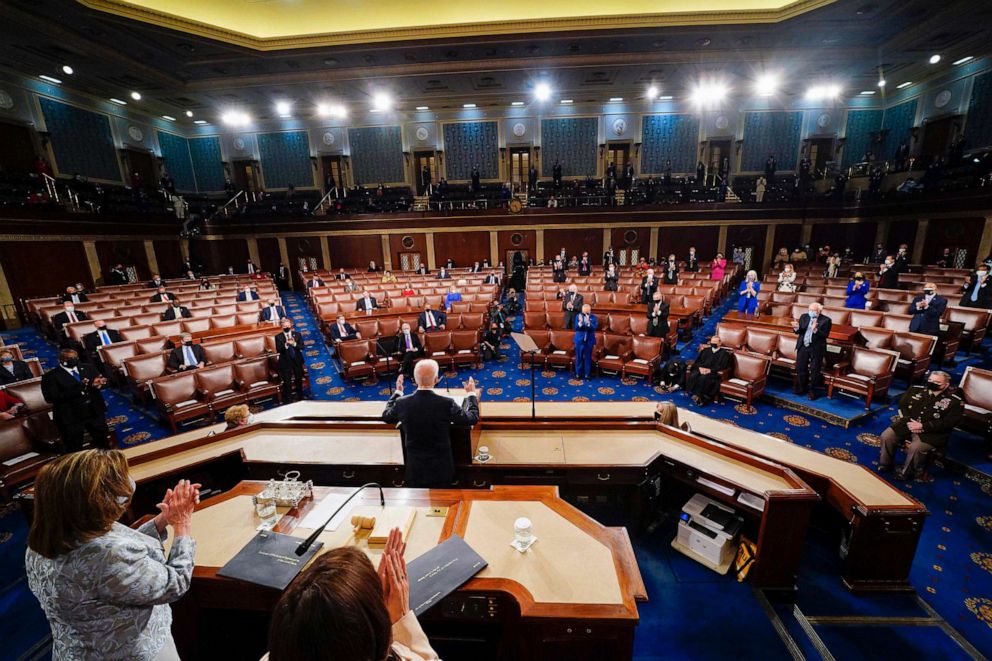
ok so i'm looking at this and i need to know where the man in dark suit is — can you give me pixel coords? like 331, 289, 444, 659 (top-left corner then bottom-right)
150, 287, 177, 303
894, 245, 910, 273
551, 257, 566, 283
259, 299, 286, 323
686, 335, 731, 406
306, 274, 326, 289
146, 274, 165, 288
382, 360, 480, 488
640, 269, 658, 304
0, 349, 33, 385
329, 314, 359, 344
960, 266, 992, 308
908, 283, 947, 336
275, 318, 306, 402
436, 267, 451, 280
162, 300, 192, 320
107, 263, 129, 285
471, 262, 482, 273
51, 301, 89, 339
577, 253, 592, 276
561, 284, 584, 329
276, 263, 290, 290
418, 304, 446, 332
237, 286, 260, 302
246, 260, 258, 275
356, 289, 378, 311
483, 273, 499, 285
335, 268, 351, 280
167, 333, 206, 372
60, 286, 88, 304
445, 258, 456, 269
603, 246, 616, 267
82, 320, 123, 353
877, 257, 900, 289
791, 303, 832, 400
662, 255, 679, 285
179, 258, 194, 275
416, 264, 429, 275
646, 291, 670, 339
41, 348, 109, 452
396, 322, 424, 378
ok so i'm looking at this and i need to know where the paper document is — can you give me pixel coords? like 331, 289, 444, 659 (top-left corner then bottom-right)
299, 492, 353, 530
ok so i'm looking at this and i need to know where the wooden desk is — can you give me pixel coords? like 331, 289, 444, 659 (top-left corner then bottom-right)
168, 323, 281, 347
721, 311, 859, 344
165, 482, 644, 661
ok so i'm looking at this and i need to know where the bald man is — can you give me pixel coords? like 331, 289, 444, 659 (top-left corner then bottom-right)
791, 302, 832, 400
382, 360, 480, 487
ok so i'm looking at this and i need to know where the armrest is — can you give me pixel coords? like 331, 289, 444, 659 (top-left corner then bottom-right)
620, 350, 633, 361
832, 361, 850, 375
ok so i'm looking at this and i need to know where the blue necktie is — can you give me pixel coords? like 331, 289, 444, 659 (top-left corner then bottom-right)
183, 345, 195, 366
804, 318, 815, 346
99, 330, 110, 345
971, 281, 981, 302
70, 370, 80, 382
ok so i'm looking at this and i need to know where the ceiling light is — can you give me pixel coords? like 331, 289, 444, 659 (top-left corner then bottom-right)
534, 82, 552, 102
877, 79, 886, 88
415, 106, 429, 111
658, 95, 673, 101
463, 103, 476, 108
609, 97, 623, 102
275, 101, 292, 116
130, 91, 142, 101
221, 111, 250, 126
109, 98, 127, 105
39, 75, 62, 84
953, 56, 973, 65
372, 92, 392, 112
511, 101, 525, 106
805, 84, 841, 101
61, 65, 74, 75
162, 115, 176, 122
754, 73, 780, 96
193, 120, 207, 125
560, 99, 573, 104
185, 110, 194, 118
929, 54, 941, 64
859, 90, 876, 95
646, 85, 659, 100
896, 81, 912, 89
689, 81, 728, 107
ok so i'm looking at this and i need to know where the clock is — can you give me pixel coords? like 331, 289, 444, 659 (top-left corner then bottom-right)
508, 198, 523, 214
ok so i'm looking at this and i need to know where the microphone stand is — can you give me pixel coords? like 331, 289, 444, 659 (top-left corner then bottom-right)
375, 338, 393, 393
296, 482, 385, 556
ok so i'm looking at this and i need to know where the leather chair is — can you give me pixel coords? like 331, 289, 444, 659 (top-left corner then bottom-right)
595, 333, 631, 377
98, 342, 138, 383
135, 337, 171, 354
547, 311, 567, 330
450, 330, 482, 369
824, 347, 899, 409
623, 336, 663, 383
213, 314, 240, 329
133, 313, 162, 326
338, 340, 376, 383
520, 331, 551, 369
355, 320, 379, 339
881, 314, 913, 332
891, 331, 936, 384
946, 306, 989, 354
338, 300, 357, 313
5, 379, 49, 414
716, 324, 747, 350
196, 365, 247, 413
957, 366, 992, 439
858, 327, 894, 350
152, 321, 183, 337
450, 302, 471, 314
850, 310, 884, 328
235, 358, 281, 406
235, 336, 269, 359
183, 318, 212, 333
524, 311, 547, 330
743, 328, 779, 357
423, 331, 454, 370
546, 330, 576, 372
629, 314, 649, 336
682, 295, 706, 324
237, 312, 260, 326
201, 341, 236, 365
0, 419, 59, 499
460, 312, 484, 331
771, 332, 798, 384
608, 314, 631, 335
124, 352, 169, 402
120, 325, 153, 341
379, 318, 400, 337
213, 304, 237, 315
720, 352, 771, 409
152, 372, 211, 432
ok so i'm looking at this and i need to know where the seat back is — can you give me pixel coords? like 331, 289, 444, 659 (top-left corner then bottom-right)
99, 342, 138, 367
355, 320, 379, 338
0, 419, 33, 462
891, 332, 936, 362
120, 325, 153, 341
776, 333, 798, 360
237, 312, 260, 326
196, 365, 237, 396
858, 327, 894, 349
124, 352, 168, 381
338, 340, 371, 365
881, 314, 912, 332
202, 341, 236, 364
850, 347, 898, 377
733, 352, 770, 380
631, 336, 662, 361
960, 366, 992, 411
822, 307, 851, 325
450, 302, 471, 313
213, 304, 237, 315
548, 330, 575, 352
524, 311, 547, 329
5, 379, 48, 413
546, 311, 567, 330
629, 314, 648, 336
744, 329, 779, 356
378, 318, 400, 336
214, 314, 241, 329
460, 312, 484, 330
946, 306, 990, 332
235, 335, 268, 358
135, 337, 170, 354
451, 330, 479, 350
606, 314, 630, 335
152, 321, 183, 337
153, 372, 199, 404
850, 310, 884, 328
424, 331, 452, 355
717, 324, 747, 349
526, 330, 551, 350
602, 333, 631, 356
234, 358, 270, 386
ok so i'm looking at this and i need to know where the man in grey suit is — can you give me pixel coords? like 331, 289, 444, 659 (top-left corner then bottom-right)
382, 359, 479, 488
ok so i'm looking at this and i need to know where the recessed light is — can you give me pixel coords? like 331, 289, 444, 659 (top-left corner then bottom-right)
511, 101, 525, 106
109, 98, 127, 105
877, 79, 886, 88
859, 90, 876, 95
896, 81, 912, 89
130, 91, 142, 101
39, 75, 62, 84
372, 92, 392, 112
534, 83, 552, 102
221, 111, 250, 126
658, 95, 673, 101
61, 65, 74, 75
754, 74, 780, 96
953, 56, 973, 65
275, 101, 291, 116
929, 54, 941, 64
162, 115, 176, 121
609, 97, 623, 102
416, 106, 429, 111
646, 85, 659, 100
185, 110, 194, 118
560, 99, 573, 104
193, 120, 207, 125
463, 103, 476, 108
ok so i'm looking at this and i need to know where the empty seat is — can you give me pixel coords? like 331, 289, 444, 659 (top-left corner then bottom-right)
152, 372, 211, 432
546, 330, 576, 372
608, 314, 631, 335
957, 366, 992, 439
339, 340, 375, 382
0, 419, 58, 499
235, 335, 269, 359
858, 327, 894, 350
524, 311, 547, 329
196, 365, 246, 413
201, 341, 236, 365
423, 331, 453, 370
521, 331, 551, 369
234, 358, 281, 405
450, 330, 481, 369
595, 334, 631, 376
824, 347, 899, 409
891, 331, 936, 384
623, 336, 663, 383
720, 352, 771, 409
744, 329, 779, 357
717, 324, 747, 349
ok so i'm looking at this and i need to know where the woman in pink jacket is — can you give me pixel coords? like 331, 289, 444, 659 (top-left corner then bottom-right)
710, 253, 727, 280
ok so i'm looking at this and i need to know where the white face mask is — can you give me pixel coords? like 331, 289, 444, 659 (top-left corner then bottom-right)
116, 476, 136, 506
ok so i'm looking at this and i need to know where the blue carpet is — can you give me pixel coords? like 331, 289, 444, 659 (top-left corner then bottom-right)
1, 290, 991, 659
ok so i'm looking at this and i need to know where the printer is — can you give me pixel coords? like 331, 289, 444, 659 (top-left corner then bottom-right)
674, 494, 743, 573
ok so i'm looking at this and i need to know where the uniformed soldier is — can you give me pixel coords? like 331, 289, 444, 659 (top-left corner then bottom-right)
878, 370, 963, 481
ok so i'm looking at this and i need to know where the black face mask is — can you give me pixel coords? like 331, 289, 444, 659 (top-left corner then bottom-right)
61, 358, 79, 368
282, 327, 292, 333
854, 276, 864, 281
926, 381, 941, 392
183, 340, 193, 346
924, 289, 934, 296
710, 343, 720, 349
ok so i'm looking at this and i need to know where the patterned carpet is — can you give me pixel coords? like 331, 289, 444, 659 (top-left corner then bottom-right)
1, 290, 990, 659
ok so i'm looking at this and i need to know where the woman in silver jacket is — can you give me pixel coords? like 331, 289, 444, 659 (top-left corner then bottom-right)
25, 449, 198, 660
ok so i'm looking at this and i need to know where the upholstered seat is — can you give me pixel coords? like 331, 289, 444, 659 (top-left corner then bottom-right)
524, 311, 547, 330
743, 328, 779, 357
858, 327, 894, 350
0, 419, 58, 499
201, 341, 236, 365
152, 372, 211, 432
450, 330, 481, 369
629, 314, 648, 336
4, 379, 49, 414
209, 315, 237, 329
717, 325, 747, 350
423, 331, 454, 370
595, 333, 631, 376
720, 352, 771, 408
520, 331, 551, 369
958, 366, 992, 439
98, 342, 138, 383
234, 359, 281, 405
824, 347, 899, 409
546, 311, 567, 330
946, 307, 989, 354
623, 336, 662, 383
338, 340, 376, 382
770, 332, 798, 385
235, 335, 269, 359
891, 331, 936, 384
119, 325, 153, 341
460, 312, 484, 331
850, 310, 884, 327
196, 365, 246, 413
123, 352, 169, 402
608, 314, 631, 335
546, 330, 576, 371
355, 320, 379, 338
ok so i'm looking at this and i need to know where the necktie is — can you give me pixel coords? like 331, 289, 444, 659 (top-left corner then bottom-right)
339, 324, 346, 336
70, 370, 80, 382
804, 319, 815, 347
405, 333, 412, 350
183, 345, 196, 366
72, 295, 79, 303
427, 311, 435, 327
99, 330, 110, 345
68, 311, 77, 323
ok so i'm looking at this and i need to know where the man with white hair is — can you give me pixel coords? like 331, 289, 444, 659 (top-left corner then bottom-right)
561, 284, 583, 329
382, 360, 480, 487
791, 302, 832, 400
908, 282, 947, 337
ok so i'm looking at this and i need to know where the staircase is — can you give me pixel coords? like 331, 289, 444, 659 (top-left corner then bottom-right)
413, 195, 430, 211
723, 188, 743, 204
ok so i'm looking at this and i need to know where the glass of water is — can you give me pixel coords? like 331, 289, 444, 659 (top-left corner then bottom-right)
254, 490, 278, 528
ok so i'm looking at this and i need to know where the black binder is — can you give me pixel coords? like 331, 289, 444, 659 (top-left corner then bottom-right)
407, 535, 487, 616
217, 531, 323, 591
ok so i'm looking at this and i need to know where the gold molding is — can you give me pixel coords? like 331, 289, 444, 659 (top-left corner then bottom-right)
77, 0, 837, 50
144, 240, 160, 275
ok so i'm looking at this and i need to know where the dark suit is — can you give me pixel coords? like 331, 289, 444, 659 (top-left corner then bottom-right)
647, 300, 670, 338
395, 331, 423, 377
259, 305, 286, 323
436, 271, 452, 280
167, 343, 206, 371
382, 389, 479, 487
307, 278, 326, 289
59, 292, 89, 304
686, 347, 731, 404
146, 279, 164, 289
277, 266, 290, 289
0, 360, 33, 385
483, 274, 498, 285
685, 255, 700, 272
640, 276, 658, 304
275, 330, 306, 401
662, 263, 679, 285
236, 291, 260, 302
794, 313, 832, 394
162, 306, 191, 320
416, 266, 429, 275
335, 273, 351, 280
329, 321, 358, 343
150, 292, 177, 303
908, 295, 947, 336
356, 296, 378, 311
959, 276, 992, 309
561, 292, 584, 329
577, 260, 592, 276
877, 267, 899, 289
52, 310, 89, 336
108, 269, 128, 285
82, 327, 123, 353
41, 364, 108, 452
418, 310, 447, 331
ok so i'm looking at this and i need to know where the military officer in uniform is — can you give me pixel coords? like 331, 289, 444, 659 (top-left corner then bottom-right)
878, 371, 963, 482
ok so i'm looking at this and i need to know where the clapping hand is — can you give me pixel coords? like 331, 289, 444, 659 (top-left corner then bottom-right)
153, 479, 202, 536
907, 419, 924, 433
395, 374, 405, 394
464, 377, 479, 398
791, 318, 800, 330
377, 528, 410, 624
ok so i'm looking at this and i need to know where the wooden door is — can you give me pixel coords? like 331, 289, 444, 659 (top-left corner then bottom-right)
232, 160, 260, 193
321, 155, 343, 191
414, 151, 437, 194
707, 140, 732, 182
606, 143, 630, 172
125, 149, 156, 189
808, 138, 834, 173
920, 116, 956, 162
509, 147, 531, 192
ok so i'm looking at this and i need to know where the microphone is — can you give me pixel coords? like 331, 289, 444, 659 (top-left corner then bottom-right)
296, 482, 385, 556
440, 372, 451, 392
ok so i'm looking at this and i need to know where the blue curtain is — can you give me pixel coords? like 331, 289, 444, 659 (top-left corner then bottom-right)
880, 100, 917, 161
442, 122, 499, 180
189, 137, 226, 192
540, 118, 598, 177
348, 126, 405, 184
842, 110, 884, 167
156, 131, 195, 192
964, 71, 992, 150
741, 111, 803, 172
257, 131, 313, 189
641, 114, 700, 174
39, 98, 120, 181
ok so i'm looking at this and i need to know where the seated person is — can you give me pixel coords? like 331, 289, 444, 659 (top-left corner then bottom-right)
444, 286, 462, 311
198, 278, 214, 291
335, 268, 351, 280
0, 388, 26, 419
52, 301, 89, 337
237, 285, 260, 302
150, 287, 176, 303
685, 335, 730, 406
146, 274, 165, 288
162, 300, 191, 320
306, 274, 326, 289
436, 267, 451, 280
396, 322, 423, 378
167, 333, 206, 372
357, 289, 379, 311
184, 270, 197, 280
381, 270, 398, 284
0, 349, 33, 385
224, 404, 251, 431
481, 322, 501, 361
418, 305, 446, 332
259, 299, 285, 323
265, 531, 439, 661
329, 315, 360, 343
59, 286, 88, 304
82, 320, 123, 352
400, 285, 416, 296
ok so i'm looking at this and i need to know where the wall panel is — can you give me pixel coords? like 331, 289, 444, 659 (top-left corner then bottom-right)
544, 228, 602, 262
0, 241, 92, 301
442, 122, 499, 181
658, 226, 719, 262
842, 110, 884, 167
497, 230, 536, 266
887, 220, 918, 255
610, 228, 651, 262
285, 236, 326, 271
388, 233, 428, 271
727, 224, 768, 269
39, 98, 120, 181
433, 232, 489, 267
189, 137, 226, 192
94, 240, 150, 282
540, 118, 598, 178
348, 126, 405, 184
641, 115, 700, 174
880, 99, 918, 161
774, 224, 804, 257
964, 71, 992, 150
741, 111, 803, 172
809, 222, 877, 259
153, 240, 184, 278
923, 217, 985, 264
327, 234, 382, 269
258, 131, 314, 189
256, 237, 282, 274
156, 131, 195, 192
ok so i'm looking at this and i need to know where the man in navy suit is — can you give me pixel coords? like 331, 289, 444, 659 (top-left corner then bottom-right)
395, 322, 423, 377
41, 348, 109, 452
237, 285, 260, 302
436, 267, 452, 280
908, 283, 947, 337
791, 302, 832, 400
356, 289, 378, 311
275, 318, 307, 402
162, 300, 191, 320
82, 320, 123, 353
149, 287, 177, 303
306, 275, 326, 289
51, 301, 89, 338
259, 298, 286, 323
329, 314, 359, 343
418, 304, 447, 332
573, 304, 598, 380
382, 360, 480, 487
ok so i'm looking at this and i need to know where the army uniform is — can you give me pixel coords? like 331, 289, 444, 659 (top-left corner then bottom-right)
879, 385, 964, 478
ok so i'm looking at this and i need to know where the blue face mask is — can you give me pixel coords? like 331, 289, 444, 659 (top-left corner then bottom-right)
808, 311, 818, 318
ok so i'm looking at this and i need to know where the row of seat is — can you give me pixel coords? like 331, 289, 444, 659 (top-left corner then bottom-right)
337, 330, 483, 382
314, 297, 493, 318
523, 310, 680, 350
521, 331, 664, 384
0, 377, 71, 498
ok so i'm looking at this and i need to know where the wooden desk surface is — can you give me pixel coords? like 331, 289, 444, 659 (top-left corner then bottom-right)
721, 311, 859, 342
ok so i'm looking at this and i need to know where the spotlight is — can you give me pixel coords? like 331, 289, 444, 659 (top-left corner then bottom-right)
193, 120, 207, 125
658, 95, 674, 101
859, 90, 876, 95
372, 92, 393, 111
689, 81, 728, 107
39, 75, 62, 84
534, 82, 552, 102
61, 65, 74, 75
185, 110, 194, 118
221, 111, 250, 126
754, 74, 779, 96
275, 101, 292, 116
877, 79, 886, 88
130, 91, 142, 101
953, 56, 973, 65
929, 54, 941, 64
646, 85, 660, 100
319, 103, 347, 118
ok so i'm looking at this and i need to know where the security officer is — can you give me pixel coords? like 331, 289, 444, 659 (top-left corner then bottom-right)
878, 370, 963, 482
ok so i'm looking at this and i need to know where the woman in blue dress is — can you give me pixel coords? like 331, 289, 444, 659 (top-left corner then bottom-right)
738, 270, 761, 314
845, 272, 871, 309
